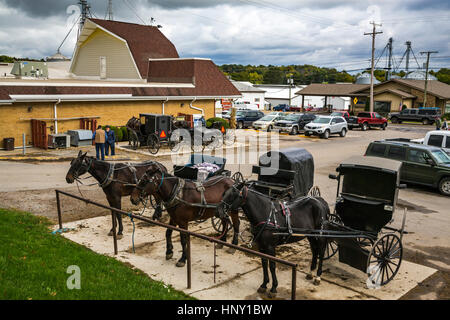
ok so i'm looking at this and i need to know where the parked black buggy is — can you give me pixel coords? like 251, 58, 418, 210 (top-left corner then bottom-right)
127, 114, 235, 154
324, 156, 407, 286
248, 148, 320, 200
127, 114, 175, 154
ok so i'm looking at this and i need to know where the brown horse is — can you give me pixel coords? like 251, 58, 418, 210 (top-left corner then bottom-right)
130, 163, 240, 267
66, 151, 166, 238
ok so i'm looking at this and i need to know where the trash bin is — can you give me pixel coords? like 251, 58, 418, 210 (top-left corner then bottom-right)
3, 138, 14, 151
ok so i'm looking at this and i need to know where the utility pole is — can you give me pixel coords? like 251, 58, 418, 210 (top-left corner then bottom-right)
78, 0, 91, 37
107, 0, 113, 20
420, 50, 438, 108
387, 37, 393, 81
405, 41, 411, 77
364, 21, 383, 113
287, 76, 293, 106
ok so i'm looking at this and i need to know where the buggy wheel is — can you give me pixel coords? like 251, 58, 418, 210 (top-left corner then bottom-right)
323, 213, 342, 260
224, 129, 236, 146
147, 134, 160, 154
357, 237, 374, 248
191, 136, 205, 152
232, 172, 244, 184
367, 233, 403, 287
130, 130, 139, 150
308, 186, 321, 197
211, 216, 232, 233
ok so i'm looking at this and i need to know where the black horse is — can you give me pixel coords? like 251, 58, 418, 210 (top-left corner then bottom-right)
218, 182, 330, 298
130, 163, 240, 267
66, 151, 166, 238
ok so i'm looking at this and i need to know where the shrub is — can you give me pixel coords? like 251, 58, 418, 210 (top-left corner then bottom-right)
442, 113, 450, 120
206, 117, 230, 129
121, 126, 129, 141
112, 126, 123, 142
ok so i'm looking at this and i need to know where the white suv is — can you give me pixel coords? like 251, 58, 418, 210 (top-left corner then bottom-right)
304, 116, 348, 139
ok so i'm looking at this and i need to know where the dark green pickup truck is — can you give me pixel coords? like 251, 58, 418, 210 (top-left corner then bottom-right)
365, 140, 450, 196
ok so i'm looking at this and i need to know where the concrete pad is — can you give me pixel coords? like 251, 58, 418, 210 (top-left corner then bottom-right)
55, 215, 437, 300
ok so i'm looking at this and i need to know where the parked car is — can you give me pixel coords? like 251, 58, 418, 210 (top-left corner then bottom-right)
273, 104, 290, 112
411, 130, 450, 155
268, 111, 286, 116
389, 108, 441, 125
304, 115, 348, 139
330, 111, 350, 121
289, 105, 302, 112
347, 112, 388, 131
252, 114, 284, 131
365, 140, 450, 196
233, 110, 265, 129
273, 113, 316, 135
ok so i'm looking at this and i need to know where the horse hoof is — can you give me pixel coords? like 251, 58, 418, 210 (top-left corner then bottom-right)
108, 230, 114, 236
257, 287, 266, 294
313, 277, 321, 286
306, 272, 314, 280
166, 253, 173, 260
266, 291, 277, 299
176, 261, 186, 268
116, 234, 123, 240
216, 244, 223, 249
226, 247, 236, 254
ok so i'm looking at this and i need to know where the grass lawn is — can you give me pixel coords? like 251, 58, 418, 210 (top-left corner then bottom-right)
0, 208, 193, 300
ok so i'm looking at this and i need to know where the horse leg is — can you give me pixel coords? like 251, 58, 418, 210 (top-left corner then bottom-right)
267, 245, 278, 298
314, 238, 327, 286
165, 218, 175, 260
257, 255, 270, 294
107, 196, 123, 239
226, 211, 240, 254
176, 222, 188, 267
306, 237, 318, 280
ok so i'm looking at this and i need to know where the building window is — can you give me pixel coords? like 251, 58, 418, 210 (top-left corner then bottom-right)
374, 101, 391, 114
255, 98, 260, 102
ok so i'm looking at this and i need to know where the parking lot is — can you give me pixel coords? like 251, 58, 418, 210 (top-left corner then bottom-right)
0, 122, 448, 299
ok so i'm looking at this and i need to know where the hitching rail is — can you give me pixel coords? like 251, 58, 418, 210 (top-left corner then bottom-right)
55, 189, 299, 300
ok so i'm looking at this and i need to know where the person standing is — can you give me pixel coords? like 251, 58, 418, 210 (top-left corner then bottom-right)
105, 125, 116, 157
93, 125, 106, 160
435, 117, 441, 130
442, 119, 449, 131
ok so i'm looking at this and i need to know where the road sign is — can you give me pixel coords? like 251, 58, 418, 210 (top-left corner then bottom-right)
353, 97, 358, 104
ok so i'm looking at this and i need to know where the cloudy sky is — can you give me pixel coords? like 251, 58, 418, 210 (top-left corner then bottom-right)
0, 0, 449, 72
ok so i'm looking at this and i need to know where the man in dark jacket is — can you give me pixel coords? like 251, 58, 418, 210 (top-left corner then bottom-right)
105, 126, 116, 157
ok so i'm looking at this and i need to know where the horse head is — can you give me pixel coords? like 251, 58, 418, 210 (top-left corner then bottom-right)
130, 162, 163, 205
66, 150, 90, 183
218, 181, 247, 218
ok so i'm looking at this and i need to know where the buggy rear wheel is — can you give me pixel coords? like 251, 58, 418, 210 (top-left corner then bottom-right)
224, 129, 236, 146
308, 186, 321, 197
232, 171, 244, 184
147, 133, 160, 154
367, 233, 403, 287
211, 216, 233, 233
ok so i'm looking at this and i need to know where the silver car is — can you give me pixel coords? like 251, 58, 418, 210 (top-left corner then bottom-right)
304, 116, 348, 139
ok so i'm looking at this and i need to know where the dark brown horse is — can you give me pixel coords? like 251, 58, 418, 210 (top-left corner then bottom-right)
66, 151, 166, 238
218, 182, 330, 298
130, 163, 240, 267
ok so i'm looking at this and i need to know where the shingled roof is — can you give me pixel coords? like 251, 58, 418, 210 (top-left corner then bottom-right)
296, 83, 369, 96
88, 19, 179, 78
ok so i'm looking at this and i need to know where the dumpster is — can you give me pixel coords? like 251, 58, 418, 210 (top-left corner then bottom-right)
3, 138, 14, 151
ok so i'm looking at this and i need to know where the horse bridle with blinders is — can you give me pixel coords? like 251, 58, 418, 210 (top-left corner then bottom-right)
71, 156, 94, 180
220, 183, 248, 214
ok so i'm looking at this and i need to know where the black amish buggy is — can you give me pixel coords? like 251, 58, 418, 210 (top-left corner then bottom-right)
127, 113, 175, 154
324, 156, 407, 286
248, 148, 318, 200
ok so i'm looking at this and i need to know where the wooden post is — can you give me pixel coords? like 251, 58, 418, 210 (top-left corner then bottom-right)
187, 234, 192, 289
56, 190, 63, 230
111, 212, 118, 255
291, 266, 297, 300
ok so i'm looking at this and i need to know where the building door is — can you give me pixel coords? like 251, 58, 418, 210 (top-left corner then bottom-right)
100, 56, 106, 79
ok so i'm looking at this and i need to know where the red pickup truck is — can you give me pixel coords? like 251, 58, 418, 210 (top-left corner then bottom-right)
347, 112, 388, 131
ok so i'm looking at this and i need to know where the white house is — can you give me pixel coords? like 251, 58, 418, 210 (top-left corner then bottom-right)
253, 84, 305, 109
321, 96, 351, 110
231, 81, 266, 109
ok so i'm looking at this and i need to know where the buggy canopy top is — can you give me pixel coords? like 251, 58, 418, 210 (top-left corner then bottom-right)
257, 148, 314, 197
337, 156, 402, 204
